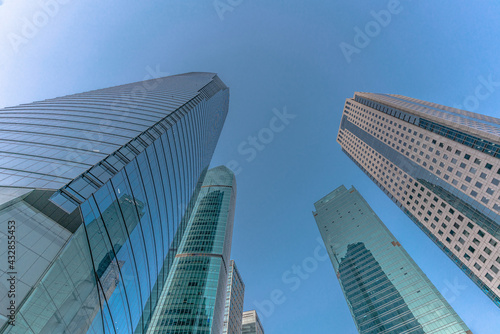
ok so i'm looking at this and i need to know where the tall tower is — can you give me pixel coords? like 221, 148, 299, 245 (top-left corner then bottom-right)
0, 73, 229, 334
337, 93, 500, 307
241, 310, 264, 334
147, 166, 237, 334
223, 260, 245, 334
313, 185, 472, 334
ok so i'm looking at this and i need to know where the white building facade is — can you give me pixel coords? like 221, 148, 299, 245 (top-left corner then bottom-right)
337, 93, 500, 308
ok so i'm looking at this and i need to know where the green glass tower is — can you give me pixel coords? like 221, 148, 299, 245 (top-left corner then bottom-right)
313, 185, 472, 334
147, 166, 236, 333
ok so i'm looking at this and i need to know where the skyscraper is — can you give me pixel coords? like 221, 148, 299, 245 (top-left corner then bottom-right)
241, 310, 264, 334
0, 73, 229, 334
147, 166, 237, 334
223, 260, 245, 334
337, 93, 500, 307
313, 185, 472, 334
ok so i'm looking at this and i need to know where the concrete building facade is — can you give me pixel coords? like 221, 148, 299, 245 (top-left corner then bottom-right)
337, 93, 500, 307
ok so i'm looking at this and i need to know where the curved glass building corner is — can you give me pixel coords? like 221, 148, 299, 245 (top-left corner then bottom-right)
0, 73, 229, 334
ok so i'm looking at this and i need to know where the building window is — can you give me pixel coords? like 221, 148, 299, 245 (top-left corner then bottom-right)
468, 246, 476, 253
491, 265, 499, 274
484, 247, 492, 255
485, 273, 494, 281
489, 239, 498, 247
474, 263, 482, 270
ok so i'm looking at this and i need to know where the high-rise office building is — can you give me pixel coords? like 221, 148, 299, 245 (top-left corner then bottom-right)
147, 166, 237, 334
313, 185, 472, 334
0, 73, 229, 334
223, 260, 245, 334
241, 310, 264, 334
337, 93, 500, 307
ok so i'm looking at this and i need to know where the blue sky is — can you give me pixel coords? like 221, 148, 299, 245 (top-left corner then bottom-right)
2, 1, 500, 332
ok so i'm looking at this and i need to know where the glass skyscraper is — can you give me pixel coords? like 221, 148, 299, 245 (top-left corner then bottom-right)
313, 185, 472, 334
337, 93, 500, 307
147, 166, 237, 334
241, 310, 264, 334
223, 260, 245, 334
0, 73, 229, 334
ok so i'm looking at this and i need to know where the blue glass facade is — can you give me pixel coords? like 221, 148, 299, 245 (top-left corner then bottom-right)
0, 73, 229, 333
313, 185, 471, 334
339, 242, 423, 333
147, 166, 236, 334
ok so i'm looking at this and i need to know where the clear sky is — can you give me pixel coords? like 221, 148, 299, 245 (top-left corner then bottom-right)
1, 1, 500, 333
